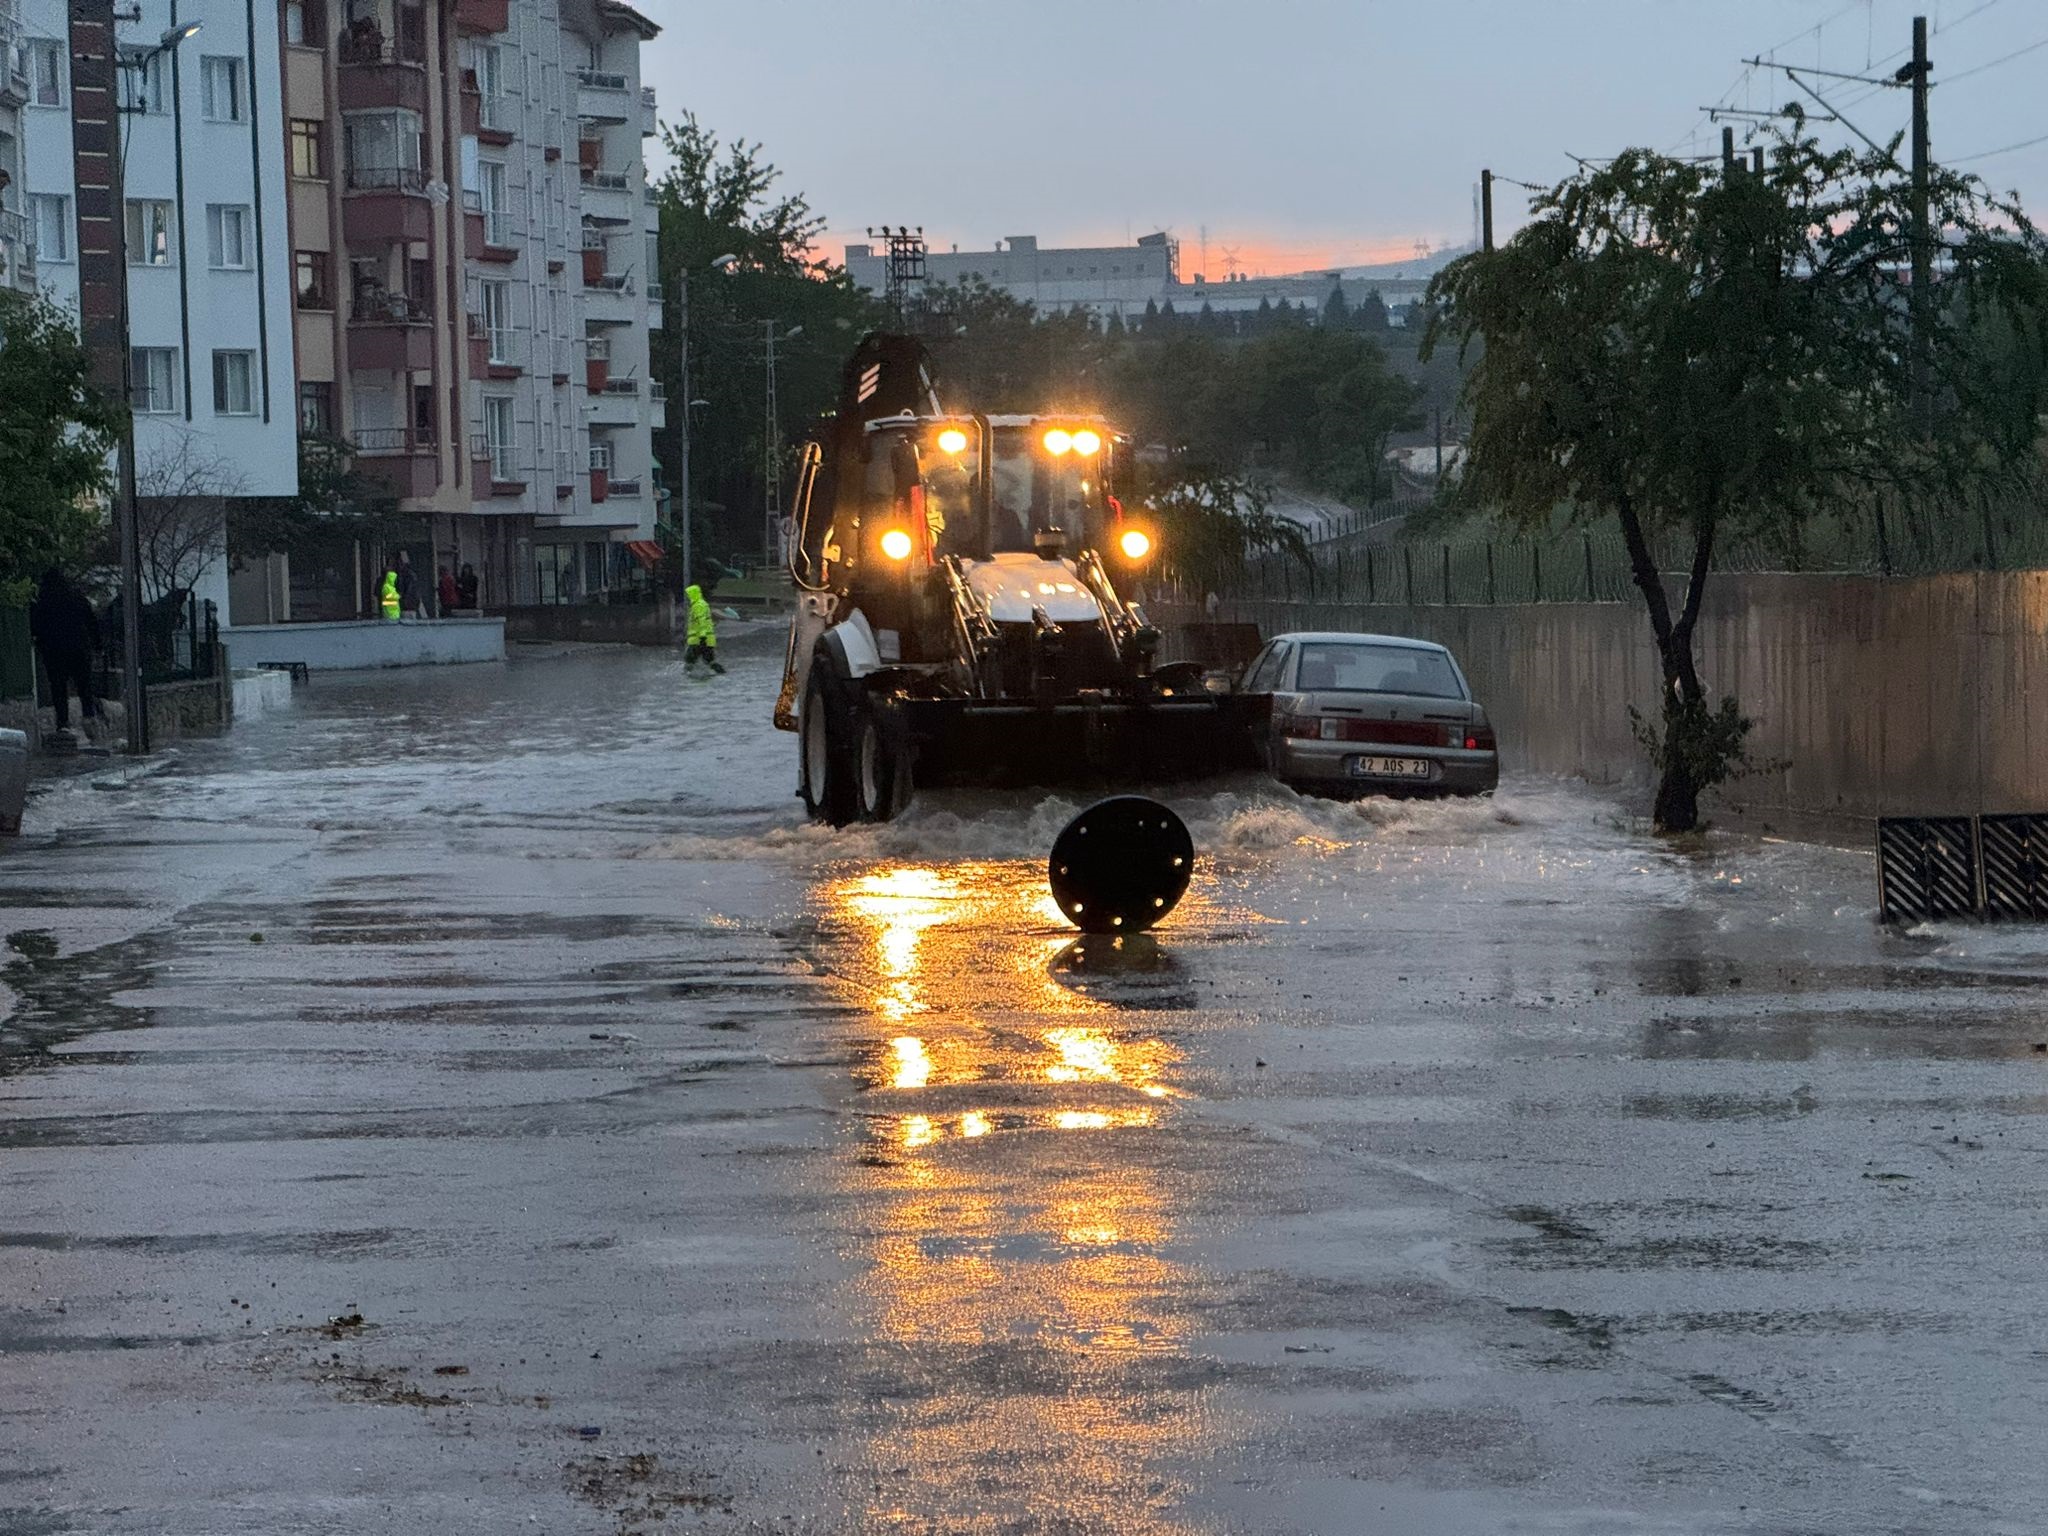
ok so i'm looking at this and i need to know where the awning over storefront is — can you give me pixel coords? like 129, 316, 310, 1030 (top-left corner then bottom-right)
625, 540, 664, 570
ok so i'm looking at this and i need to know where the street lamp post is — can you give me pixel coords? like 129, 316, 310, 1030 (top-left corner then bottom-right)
675, 252, 737, 588
762, 321, 801, 572
111, 17, 202, 754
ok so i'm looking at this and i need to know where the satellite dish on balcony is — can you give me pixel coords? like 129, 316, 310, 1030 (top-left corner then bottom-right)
424, 180, 451, 205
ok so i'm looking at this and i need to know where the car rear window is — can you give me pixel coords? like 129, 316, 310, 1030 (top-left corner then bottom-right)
1293, 642, 1465, 698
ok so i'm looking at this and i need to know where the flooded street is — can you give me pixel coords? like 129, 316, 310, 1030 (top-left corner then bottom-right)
3, 643, 2046, 1535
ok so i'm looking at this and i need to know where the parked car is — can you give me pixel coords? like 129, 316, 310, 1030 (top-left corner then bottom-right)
1239, 632, 1499, 797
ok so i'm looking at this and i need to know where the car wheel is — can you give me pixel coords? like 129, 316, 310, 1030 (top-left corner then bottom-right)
800, 662, 858, 826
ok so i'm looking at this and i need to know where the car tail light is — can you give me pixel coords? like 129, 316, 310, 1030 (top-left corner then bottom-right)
1279, 714, 1321, 740
1462, 725, 1497, 751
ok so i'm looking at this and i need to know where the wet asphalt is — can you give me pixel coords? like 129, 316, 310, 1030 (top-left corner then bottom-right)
2, 641, 2046, 1535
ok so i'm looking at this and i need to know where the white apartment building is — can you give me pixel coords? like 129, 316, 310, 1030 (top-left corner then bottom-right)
0, 0, 31, 293
462, 0, 660, 604
17, 0, 297, 621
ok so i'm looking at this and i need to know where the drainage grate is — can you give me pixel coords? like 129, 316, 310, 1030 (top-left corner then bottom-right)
1876, 817, 1980, 924
1979, 814, 2048, 921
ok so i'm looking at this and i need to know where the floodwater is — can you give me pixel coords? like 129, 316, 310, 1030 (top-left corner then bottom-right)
3, 641, 2047, 1535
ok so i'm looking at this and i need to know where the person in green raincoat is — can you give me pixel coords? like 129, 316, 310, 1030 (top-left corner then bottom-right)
379, 569, 401, 621
683, 582, 723, 674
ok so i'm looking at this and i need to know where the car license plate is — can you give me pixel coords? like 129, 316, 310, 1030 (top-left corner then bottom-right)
1350, 755, 1432, 779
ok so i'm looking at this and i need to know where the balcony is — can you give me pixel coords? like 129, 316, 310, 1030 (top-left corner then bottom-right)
470, 208, 517, 263
352, 426, 442, 500
343, 164, 432, 243
349, 290, 435, 372
609, 476, 643, 499
1, 11, 27, 109
576, 69, 630, 124
641, 85, 657, 118
477, 91, 514, 144
336, 37, 430, 114
454, 0, 510, 35
484, 327, 525, 377
584, 335, 610, 393
0, 208, 33, 288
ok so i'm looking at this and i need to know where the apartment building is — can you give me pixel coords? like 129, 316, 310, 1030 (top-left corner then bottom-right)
15, 0, 298, 622
279, 0, 660, 612
0, 0, 29, 293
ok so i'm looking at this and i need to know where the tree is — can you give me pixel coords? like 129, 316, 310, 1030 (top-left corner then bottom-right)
0, 291, 123, 603
134, 436, 243, 600
1355, 287, 1391, 333
651, 114, 880, 572
1143, 471, 1309, 597
1322, 284, 1351, 328
1426, 126, 2048, 831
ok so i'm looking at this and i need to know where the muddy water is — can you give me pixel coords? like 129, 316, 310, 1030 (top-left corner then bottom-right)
3, 646, 2047, 1534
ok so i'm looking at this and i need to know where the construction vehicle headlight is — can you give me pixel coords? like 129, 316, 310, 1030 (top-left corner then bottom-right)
1042, 428, 1073, 456
1071, 429, 1102, 457
1118, 528, 1153, 561
879, 528, 914, 561
936, 427, 968, 455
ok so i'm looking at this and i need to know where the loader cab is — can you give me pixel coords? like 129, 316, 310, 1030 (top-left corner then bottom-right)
794, 414, 1133, 591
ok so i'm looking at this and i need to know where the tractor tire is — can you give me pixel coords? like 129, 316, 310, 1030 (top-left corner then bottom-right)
854, 698, 911, 823
800, 662, 858, 826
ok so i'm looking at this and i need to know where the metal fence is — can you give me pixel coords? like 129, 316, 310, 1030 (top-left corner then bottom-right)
1244, 493, 2048, 606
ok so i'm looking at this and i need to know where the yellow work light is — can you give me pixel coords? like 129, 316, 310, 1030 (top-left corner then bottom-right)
1042, 428, 1073, 456
1071, 429, 1102, 457
1118, 527, 1153, 561
936, 427, 968, 455
879, 528, 914, 561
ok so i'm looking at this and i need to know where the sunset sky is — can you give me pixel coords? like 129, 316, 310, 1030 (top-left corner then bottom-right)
641, 0, 2048, 278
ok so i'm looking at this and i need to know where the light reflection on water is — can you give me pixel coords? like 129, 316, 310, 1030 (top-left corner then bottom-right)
823, 859, 1213, 1529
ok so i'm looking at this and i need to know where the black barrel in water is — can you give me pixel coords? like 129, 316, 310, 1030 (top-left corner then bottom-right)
1047, 796, 1194, 933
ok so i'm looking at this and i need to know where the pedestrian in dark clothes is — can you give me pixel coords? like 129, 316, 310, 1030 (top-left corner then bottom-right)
395, 551, 421, 618
28, 569, 101, 732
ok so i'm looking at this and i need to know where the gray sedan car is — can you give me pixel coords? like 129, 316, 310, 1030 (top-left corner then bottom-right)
1239, 632, 1500, 797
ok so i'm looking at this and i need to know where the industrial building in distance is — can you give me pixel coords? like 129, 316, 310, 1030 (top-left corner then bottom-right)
843, 231, 1468, 324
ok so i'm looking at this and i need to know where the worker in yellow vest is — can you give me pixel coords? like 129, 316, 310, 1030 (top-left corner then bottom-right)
683, 582, 723, 674
379, 569, 401, 621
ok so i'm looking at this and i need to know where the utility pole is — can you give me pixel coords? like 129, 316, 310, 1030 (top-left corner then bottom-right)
1480, 168, 1494, 253
1906, 13, 1933, 436
1722, 125, 1737, 174
762, 321, 801, 572
676, 268, 694, 587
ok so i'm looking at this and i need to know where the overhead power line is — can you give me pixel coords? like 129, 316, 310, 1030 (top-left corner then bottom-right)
1943, 32, 2048, 83
1951, 129, 2048, 163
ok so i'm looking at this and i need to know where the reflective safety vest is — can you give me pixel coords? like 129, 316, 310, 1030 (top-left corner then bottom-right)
380, 572, 401, 620
684, 583, 715, 645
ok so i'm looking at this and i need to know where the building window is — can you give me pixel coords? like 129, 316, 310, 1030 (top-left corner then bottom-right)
298, 381, 334, 435
201, 56, 246, 122
125, 201, 175, 266
343, 110, 424, 190
117, 49, 171, 113
483, 395, 515, 481
29, 193, 69, 262
207, 205, 253, 269
479, 160, 509, 245
212, 351, 256, 415
285, 0, 327, 47
289, 119, 326, 179
480, 278, 512, 362
294, 250, 332, 309
26, 38, 63, 107
131, 348, 179, 414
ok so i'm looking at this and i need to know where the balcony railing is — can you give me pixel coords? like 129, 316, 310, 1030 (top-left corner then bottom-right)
0, 207, 31, 278
338, 30, 429, 68
346, 163, 426, 193
581, 228, 609, 251
353, 426, 438, 454
585, 335, 612, 361
648, 380, 666, 402
641, 86, 656, 115
483, 210, 515, 246
643, 185, 658, 207
352, 290, 431, 323
576, 68, 628, 91
588, 444, 614, 472
587, 171, 629, 192
487, 442, 518, 482
589, 273, 632, 292
644, 280, 663, 302
610, 477, 643, 498
601, 378, 639, 397
479, 93, 513, 132
487, 327, 521, 365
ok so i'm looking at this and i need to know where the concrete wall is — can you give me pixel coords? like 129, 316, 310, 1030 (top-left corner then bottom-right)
225, 618, 506, 671
498, 597, 675, 646
1183, 569, 2048, 834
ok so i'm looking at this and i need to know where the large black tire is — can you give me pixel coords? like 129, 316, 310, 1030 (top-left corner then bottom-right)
800, 662, 858, 826
854, 698, 911, 823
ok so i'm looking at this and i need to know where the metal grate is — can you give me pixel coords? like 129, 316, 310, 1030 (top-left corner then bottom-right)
1876, 817, 1980, 924
1979, 815, 2048, 921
